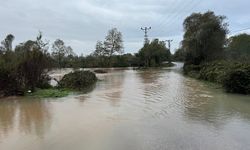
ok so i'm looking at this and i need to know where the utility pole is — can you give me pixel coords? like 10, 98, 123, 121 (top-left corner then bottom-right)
164, 40, 173, 51
164, 39, 173, 63
141, 27, 151, 44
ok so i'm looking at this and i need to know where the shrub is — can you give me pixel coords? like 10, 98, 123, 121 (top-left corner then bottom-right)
183, 64, 201, 77
223, 67, 250, 94
0, 52, 25, 96
36, 74, 52, 89
0, 67, 24, 96
0, 34, 52, 96
184, 60, 250, 94
199, 61, 231, 83
94, 69, 108, 74
59, 71, 97, 90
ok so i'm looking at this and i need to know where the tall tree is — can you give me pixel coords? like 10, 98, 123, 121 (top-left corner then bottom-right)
226, 33, 250, 61
93, 41, 107, 57
137, 39, 171, 67
13, 33, 51, 91
52, 39, 74, 68
173, 48, 186, 62
182, 11, 228, 65
0, 34, 15, 52
104, 28, 124, 57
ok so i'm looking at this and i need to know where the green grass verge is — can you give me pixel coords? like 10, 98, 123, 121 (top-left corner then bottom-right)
27, 88, 71, 98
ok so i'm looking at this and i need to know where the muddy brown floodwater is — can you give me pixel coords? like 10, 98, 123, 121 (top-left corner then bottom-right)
0, 63, 250, 150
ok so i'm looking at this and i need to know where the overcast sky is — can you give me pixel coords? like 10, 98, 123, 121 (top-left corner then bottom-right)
0, 0, 250, 55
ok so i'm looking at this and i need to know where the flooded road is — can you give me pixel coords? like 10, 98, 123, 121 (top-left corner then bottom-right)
0, 63, 250, 150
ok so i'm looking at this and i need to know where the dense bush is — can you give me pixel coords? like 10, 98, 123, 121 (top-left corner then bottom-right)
15, 41, 51, 91
223, 66, 250, 94
173, 48, 186, 62
184, 60, 250, 94
59, 71, 97, 90
94, 69, 108, 74
199, 61, 231, 83
0, 64, 23, 96
0, 34, 52, 96
36, 74, 52, 89
183, 63, 202, 78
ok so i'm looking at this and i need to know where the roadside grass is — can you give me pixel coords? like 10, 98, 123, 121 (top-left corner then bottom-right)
27, 88, 71, 98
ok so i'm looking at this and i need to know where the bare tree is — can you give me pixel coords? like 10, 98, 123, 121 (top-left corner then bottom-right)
36, 31, 49, 53
52, 39, 74, 68
104, 28, 124, 56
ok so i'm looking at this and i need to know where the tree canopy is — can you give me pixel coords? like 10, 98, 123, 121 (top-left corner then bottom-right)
182, 11, 228, 65
226, 33, 250, 61
0, 33, 51, 95
173, 48, 186, 62
137, 39, 171, 67
104, 28, 124, 56
0, 34, 15, 53
52, 39, 75, 68
93, 28, 123, 57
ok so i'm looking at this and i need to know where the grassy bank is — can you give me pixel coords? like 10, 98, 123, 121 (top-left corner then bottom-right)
4, 70, 99, 99
30, 70, 98, 98
26, 88, 71, 98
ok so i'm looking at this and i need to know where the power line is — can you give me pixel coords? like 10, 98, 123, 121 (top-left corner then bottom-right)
162, 0, 200, 31
157, 0, 195, 29
154, 0, 197, 35
155, 0, 184, 29
141, 27, 151, 44
231, 27, 250, 34
155, 0, 202, 37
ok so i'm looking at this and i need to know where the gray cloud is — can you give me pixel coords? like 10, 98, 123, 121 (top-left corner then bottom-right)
0, 0, 250, 54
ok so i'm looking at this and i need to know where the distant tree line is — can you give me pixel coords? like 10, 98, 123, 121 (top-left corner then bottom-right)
0, 27, 173, 97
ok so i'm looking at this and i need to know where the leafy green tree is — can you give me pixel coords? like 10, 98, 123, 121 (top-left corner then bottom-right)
93, 41, 106, 56
173, 48, 186, 62
182, 11, 228, 65
0, 33, 51, 95
0, 49, 17, 95
15, 34, 51, 91
137, 39, 171, 67
226, 33, 250, 61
